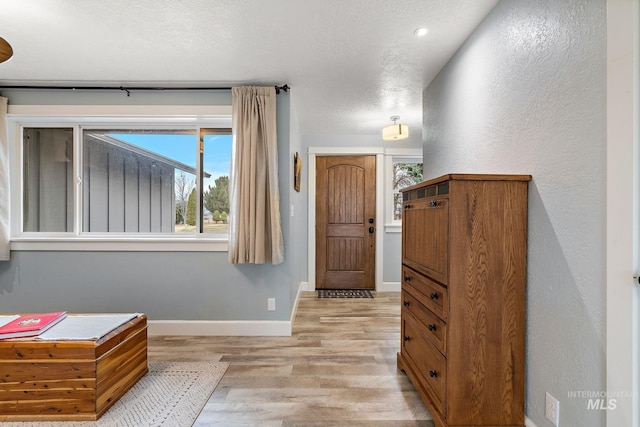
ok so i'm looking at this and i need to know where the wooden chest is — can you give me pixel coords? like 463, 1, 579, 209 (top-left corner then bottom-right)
0, 313, 148, 421
398, 174, 530, 427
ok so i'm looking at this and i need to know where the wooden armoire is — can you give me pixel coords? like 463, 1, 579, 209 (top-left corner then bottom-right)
397, 174, 531, 427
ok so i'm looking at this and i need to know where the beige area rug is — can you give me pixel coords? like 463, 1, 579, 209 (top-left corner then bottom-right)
2, 361, 229, 427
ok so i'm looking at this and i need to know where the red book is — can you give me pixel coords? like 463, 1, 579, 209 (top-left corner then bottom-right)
0, 311, 67, 339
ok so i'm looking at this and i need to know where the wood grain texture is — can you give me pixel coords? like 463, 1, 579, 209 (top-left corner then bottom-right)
402, 199, 448, 284
316, 156, 376, 289
400, 175, 529, 427
0, 314, 147, 422
149, 292, 434, 426
0, 37, 12, 63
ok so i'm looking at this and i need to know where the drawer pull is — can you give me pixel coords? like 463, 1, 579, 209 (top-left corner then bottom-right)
403, 301, 410, 307
429, 370, 438, 378
403, 335, 411, 342
430, 292, 439, 300
428, 324, 437, 331
404, 275, 411, 282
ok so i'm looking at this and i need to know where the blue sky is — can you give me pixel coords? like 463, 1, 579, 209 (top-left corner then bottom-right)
109, 132, 232, 189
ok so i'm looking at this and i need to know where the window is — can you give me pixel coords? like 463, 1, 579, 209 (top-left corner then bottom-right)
21, 126, 231, 239
384, 150, 423, 231
201, 130, 232, 235
392, 161, 423, 221
23, 128, 74, 232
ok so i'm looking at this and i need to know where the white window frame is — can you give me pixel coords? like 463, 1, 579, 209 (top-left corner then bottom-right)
384, 148, 422, 233
7, 105, 232, 252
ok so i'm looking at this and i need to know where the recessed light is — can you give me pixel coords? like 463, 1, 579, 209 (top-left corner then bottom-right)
413, 27, 428, 37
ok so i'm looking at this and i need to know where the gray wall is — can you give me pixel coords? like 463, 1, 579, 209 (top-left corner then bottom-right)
0, 90, 295, 322
288, 94, 307, 309
422, 1, 605, 425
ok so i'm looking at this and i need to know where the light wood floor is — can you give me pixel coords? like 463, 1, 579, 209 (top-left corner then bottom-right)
148, 291, 434, 426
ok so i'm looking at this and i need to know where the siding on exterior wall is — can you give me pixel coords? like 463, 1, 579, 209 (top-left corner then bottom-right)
83, 135, 176, 233
23, 128, 74, 232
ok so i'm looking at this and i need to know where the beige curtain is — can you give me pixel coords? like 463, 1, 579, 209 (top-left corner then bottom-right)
228, 86, 284, 265
0, 97, 9, 260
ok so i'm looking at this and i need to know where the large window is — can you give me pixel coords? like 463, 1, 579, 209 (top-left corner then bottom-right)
21, 126, 231, 238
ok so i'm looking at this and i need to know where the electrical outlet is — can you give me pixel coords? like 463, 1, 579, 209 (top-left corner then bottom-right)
268, 298, 276, 311
545, 392, 560, 426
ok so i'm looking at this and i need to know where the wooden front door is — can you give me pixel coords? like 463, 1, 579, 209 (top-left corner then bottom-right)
316, 155, 376, 289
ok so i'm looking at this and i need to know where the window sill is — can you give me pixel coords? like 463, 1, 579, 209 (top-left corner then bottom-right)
10, 236, 229, 252
385, 224, 402, 233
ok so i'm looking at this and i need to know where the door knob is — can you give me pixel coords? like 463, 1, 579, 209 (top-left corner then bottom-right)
369, 227, 375, 234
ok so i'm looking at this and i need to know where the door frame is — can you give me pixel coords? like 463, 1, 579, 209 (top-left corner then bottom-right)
607, 0, 639, 425
308, 147, 384, 291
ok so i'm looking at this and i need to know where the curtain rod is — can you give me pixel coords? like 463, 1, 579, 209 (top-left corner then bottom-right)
0, 84, 290, 97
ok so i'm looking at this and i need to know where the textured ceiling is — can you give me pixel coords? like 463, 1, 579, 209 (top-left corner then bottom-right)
0, 0, 499, 140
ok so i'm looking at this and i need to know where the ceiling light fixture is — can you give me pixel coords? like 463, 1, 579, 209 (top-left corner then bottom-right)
382, 115, 409, 141
413, 27, 428, 37
0, 37, 12, 63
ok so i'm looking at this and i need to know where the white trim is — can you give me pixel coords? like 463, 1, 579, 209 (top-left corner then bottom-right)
307, 149, 384, 291
607, 1, 640, 426
10, 238, 229, 252
290, 282, 305, 323
7, 109, 233, 250
384, 224, 402, 233
308, 153, 317, 290
375, 153, 384, 290
384, 149, 423, 228
308, 146, 384, 155
148, 319, 291, 337
148, 282, 307, 337
8, 104, 232, 117
524, 416, 538, 427
300, 281, 314, 292
384, 148, 422, 156
379, 282, 401, 292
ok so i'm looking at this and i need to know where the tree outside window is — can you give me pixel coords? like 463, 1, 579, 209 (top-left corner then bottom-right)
393, 162, 423, 221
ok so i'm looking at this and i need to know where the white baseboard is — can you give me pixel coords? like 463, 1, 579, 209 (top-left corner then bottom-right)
148, 281, 309, 337
378, 281, 401, 292
525, 416, 538, 427
300, 281, 314, 291
290, 281, 304, 323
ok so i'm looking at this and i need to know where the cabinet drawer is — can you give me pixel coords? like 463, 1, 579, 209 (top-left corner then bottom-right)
402, 267, 448, 320
402, 314, 447, 411
402, 197, 449, 285
402, 289, 447, 354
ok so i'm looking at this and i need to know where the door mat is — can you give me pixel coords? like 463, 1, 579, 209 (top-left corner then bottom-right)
317, 289, 374, 298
